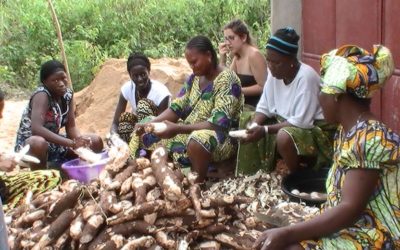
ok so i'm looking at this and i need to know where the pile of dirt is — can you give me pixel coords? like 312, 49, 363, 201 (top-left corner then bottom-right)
74, 58, 192, 137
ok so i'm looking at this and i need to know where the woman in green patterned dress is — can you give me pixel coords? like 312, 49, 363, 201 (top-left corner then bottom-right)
254, 45, 399, 250
130, 35, 243, 183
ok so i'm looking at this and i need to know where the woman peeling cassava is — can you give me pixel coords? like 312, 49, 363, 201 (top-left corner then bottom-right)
14, 60, 103, 170
254, 45, 399, 250
130, 35, 244, 183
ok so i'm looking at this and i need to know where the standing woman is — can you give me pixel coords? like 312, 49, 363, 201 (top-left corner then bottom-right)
130, 35, 243, 183
219, 19, 267, 107
110, 52, 171, 142
15, 60, 103, 170
254, 45, 399, 250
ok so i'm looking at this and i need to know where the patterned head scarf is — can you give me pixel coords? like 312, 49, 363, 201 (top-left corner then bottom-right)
320, 45, 394, 98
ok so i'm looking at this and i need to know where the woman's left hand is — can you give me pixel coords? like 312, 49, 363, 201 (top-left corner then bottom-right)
153, 120, 180, 139
253, 227, 291, 250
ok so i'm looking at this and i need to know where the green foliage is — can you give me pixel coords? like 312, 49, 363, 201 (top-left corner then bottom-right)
0, 0, 270, 92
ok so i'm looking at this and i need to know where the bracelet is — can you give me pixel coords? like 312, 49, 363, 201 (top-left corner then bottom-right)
71, 138, 76, 148
264, 125, 269, 134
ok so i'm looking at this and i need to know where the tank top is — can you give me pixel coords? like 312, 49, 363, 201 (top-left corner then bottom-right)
237, 73, 260, 107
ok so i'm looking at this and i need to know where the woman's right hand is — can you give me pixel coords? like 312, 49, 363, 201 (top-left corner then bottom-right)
218, 42, 229, 57
241, 125, 265, 143
71, 136, 92, 149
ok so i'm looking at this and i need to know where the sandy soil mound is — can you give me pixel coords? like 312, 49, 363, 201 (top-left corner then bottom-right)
74, 57, 192, 137
0, 100, 27, 153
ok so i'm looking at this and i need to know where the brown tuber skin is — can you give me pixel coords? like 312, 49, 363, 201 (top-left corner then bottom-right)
107, 200, 166, 225
70, 214, 85, 240
89, 220, 156, 249
121, 236, 155, 250
33, 209, 77, 250
136, 157, 151, 170
155, 231, 176, 249
150, 146, 183, 201
49, 187, 81, 220
80, 214, 105, 244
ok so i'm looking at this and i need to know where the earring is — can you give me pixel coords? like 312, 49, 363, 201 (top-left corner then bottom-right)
290, 64, 294, 68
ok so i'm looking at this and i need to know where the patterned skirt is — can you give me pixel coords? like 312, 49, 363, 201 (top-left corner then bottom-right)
117, 98, 157, 143
129, 127, 237, 167
236, 109, 336, 174
300, 224, 398, 250
0, 169, 62, 211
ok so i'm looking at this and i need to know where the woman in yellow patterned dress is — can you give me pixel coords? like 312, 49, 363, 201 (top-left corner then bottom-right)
130, 35, 243, 183
254, 45, 399, 250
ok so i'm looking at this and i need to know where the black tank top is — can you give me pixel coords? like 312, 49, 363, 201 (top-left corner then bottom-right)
237, 73, 260, 107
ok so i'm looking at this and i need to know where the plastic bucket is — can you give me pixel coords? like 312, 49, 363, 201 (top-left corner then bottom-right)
61, 151, 109, 184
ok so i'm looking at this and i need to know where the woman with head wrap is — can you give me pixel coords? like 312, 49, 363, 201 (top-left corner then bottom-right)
254, 45, 399, 250
237, 27, 335, 174
15, 60, 104, 170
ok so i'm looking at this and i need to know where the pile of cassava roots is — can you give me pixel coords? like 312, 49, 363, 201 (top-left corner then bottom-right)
5, 135, 319, 250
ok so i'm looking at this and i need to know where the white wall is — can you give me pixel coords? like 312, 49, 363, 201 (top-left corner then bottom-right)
271, 0, 302, 58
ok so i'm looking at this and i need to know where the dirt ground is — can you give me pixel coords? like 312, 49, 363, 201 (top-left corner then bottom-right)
0, 58, 192, 153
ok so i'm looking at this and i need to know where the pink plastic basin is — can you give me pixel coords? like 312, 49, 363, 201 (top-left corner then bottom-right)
61, 151, 109, 184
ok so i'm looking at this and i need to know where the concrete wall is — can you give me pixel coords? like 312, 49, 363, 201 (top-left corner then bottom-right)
271, 0, 302, 58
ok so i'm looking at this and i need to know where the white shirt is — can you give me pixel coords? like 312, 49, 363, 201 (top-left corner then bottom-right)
256, 63, 324, 129
120, 79, 171, 113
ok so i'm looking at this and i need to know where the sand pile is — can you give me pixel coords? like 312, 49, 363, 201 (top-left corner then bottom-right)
74, 58, 192, 137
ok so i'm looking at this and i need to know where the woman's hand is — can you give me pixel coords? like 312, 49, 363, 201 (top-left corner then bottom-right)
72, 136, 92, 149
253, 227, 291, 250
153, 120, 179, 139
241, 125, 265, 143
0, 155, 17, 172
218, 42, 229, 56
134, 123, 148, 136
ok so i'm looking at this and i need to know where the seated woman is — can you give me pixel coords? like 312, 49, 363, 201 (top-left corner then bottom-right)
129, 35, 243, 183
240, 27, 335, 174
254, 45, 398, 249
219, 19, 267, 107
110, 52, 171, 142
14, 60, 103, 170
0, 90, 61, 210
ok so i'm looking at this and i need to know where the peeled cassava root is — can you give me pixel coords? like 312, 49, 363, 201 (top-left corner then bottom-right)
150, 146, 183, 201
144, 122, 168, 134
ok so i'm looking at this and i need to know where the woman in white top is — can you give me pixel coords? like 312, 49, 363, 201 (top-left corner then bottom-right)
111, 53, 171, 142
238, 27, 335, 174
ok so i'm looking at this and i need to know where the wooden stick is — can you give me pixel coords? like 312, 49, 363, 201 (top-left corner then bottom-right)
47, 0, 72, 90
